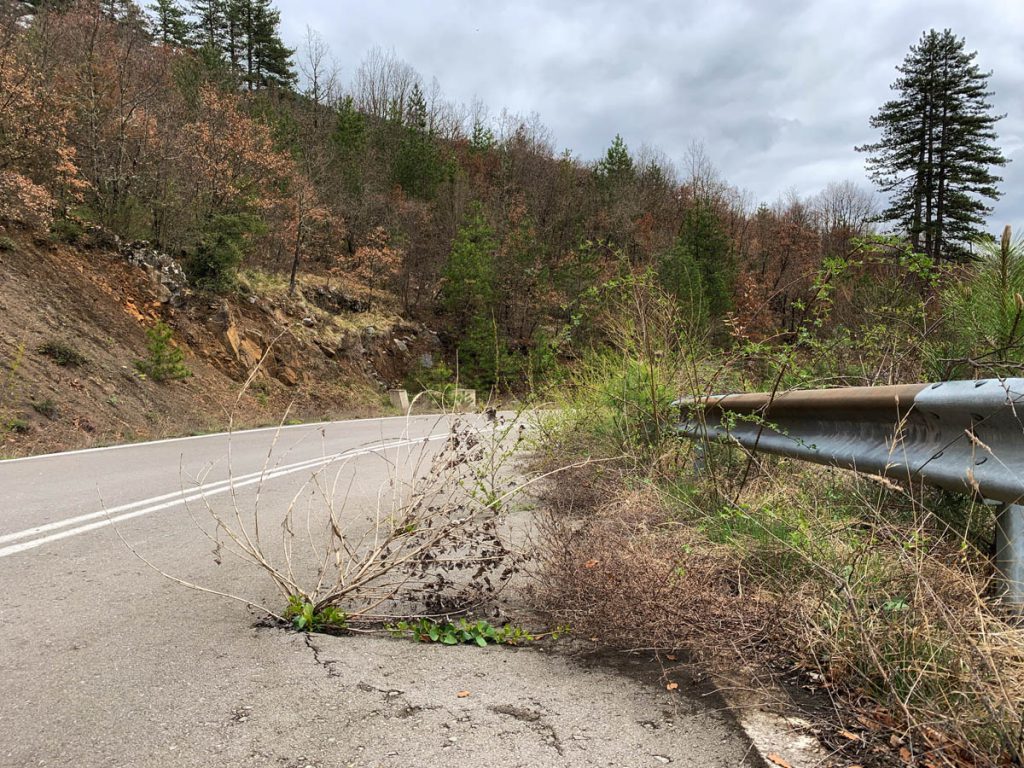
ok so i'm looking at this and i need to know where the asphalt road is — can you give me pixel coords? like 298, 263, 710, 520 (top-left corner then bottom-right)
0, 415, 762, 768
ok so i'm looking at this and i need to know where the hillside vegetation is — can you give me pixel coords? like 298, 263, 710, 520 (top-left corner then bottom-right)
1, 0, 886, 398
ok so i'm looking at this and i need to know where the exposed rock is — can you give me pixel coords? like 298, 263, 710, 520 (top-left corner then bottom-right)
302, 316, 315, 328
223, 323, 262, 370
336, 331, 365, 359
121, 241, 190, 307
84, 225, 121, 250
276, 365, 300, 387
303, 285, 370, 315
154, 282, 173, 304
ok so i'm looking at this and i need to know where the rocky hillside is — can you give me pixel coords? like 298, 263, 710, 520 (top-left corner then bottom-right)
0, 235, 442, 458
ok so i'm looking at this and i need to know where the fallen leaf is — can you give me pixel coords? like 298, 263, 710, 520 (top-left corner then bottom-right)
766, 755, 793, 768
856, 715, 881, 731
839, 729, 861, 741
583, 559, 599, 568
666, 654, 677, 661
456, 690, 470, 698
899, 747, 912, 763
665, 682, 678, 691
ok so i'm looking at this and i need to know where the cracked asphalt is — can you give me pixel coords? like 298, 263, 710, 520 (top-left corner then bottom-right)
0, 416, 762, 767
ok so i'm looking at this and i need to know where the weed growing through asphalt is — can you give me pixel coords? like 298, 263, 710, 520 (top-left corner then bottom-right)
285, 596, 348, 633
386, 618, 568, 647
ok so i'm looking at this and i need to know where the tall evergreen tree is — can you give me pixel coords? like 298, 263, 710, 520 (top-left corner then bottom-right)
405, 82, 427, 131
332, 96, 367, 196
190, 0, 227, 52
857, 29, 1008, 261
224, 0, 245, 68
660, 200, 732, 317
188, 0, 293, 87
148, 0, 192, 46
248, 0, 294, 88
596, 134, 634, 188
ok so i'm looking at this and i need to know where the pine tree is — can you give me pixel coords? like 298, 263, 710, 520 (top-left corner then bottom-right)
470, 119, 495, 152
148, 0, 192, 46
661, 201, 732, 317
405, 82, 427, 132
99, 0, 133, 20
392, 82, 445, 199
857, 29, 1008, 261
248, 0, 294, 88
441, 206, 505, 390
596, 134, 634, 188
332, 96, 367, 195
190, 0, 227, 52
224, 0, 245, 68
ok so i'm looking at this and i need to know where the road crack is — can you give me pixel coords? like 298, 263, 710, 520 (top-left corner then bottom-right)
489, 703, 564, 755
304, 634, 342, 677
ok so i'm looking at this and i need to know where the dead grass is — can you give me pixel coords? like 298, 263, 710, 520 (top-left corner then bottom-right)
532, 479, 783, 655
531, 442, 1024, 767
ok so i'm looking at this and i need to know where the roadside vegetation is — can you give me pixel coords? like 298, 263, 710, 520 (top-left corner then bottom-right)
529, 234, 1024, 767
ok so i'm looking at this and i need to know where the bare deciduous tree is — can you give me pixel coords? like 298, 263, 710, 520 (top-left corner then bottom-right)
353, 46, 421, 121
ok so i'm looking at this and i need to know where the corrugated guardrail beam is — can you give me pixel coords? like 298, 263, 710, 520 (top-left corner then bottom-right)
677, 378, 1024, 606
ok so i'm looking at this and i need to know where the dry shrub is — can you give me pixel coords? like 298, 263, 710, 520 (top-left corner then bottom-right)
790, 510, 1024, 765
0, 171, 54, 231
533, 477, 782, 656
534, 445, 1024, 765
123, 404, 532, 629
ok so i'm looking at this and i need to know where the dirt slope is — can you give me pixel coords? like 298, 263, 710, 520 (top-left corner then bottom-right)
0, 235, 439, 458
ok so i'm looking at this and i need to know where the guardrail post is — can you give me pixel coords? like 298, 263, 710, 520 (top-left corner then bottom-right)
995, 503, 1024, 608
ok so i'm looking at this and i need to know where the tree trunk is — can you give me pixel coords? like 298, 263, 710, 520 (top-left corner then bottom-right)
935, 55, 950, 260
923, 88, 935, 259
289, 211, 303, 296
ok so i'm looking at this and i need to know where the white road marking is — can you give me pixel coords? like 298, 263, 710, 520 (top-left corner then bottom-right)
0, 414, 430, 465
0, 432, 452, 559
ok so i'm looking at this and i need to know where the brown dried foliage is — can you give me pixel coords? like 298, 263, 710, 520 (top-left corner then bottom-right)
532, 471, 782, 657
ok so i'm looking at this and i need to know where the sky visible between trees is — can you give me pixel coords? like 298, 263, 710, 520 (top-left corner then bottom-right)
278, 0, 1024, 228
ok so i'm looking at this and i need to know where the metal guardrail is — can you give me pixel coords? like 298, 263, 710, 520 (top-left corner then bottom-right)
678, 378, 1024, 605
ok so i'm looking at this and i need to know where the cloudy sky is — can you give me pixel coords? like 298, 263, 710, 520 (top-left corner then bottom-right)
280, 0, 1024, 228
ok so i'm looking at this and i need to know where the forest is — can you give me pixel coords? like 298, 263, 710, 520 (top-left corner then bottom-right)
3, 0, 969, 394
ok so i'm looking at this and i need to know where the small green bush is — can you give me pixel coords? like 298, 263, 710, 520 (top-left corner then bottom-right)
49, 217, 85, 245
928, 228, 1024, 378
135, 321, 191, 382
0, 236, 16, 252
405, 360, 461, 408
38, 340, 88, 367
186, 213, 263, 293
6, 416, 29, 433
31, 398, 57, 419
